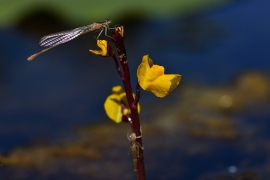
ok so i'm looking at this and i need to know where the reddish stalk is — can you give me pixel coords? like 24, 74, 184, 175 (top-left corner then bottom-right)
111, 26, 146, 180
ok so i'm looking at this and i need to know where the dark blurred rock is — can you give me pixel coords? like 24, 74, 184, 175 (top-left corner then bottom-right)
15, 6, 70, 37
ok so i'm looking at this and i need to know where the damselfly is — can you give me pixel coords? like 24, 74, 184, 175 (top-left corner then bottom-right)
27, 19, 113, 61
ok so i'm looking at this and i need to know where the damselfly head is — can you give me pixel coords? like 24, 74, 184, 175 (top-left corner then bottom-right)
105, 19, 112, 24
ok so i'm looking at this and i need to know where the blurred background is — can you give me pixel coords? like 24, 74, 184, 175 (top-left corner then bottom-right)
0, 0, 270, 179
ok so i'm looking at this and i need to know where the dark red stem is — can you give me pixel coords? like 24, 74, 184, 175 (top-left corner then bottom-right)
112, 54, 124, 77
111, 26, 146, 180
134, 82, 140, 107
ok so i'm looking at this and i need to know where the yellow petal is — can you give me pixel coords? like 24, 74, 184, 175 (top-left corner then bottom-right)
104, 93, 122, 123
104, 86, 141, 123
112, 85, 125, 94
116, 26, 124, 37
137, 55, 181, 98
89, 40, 109, 56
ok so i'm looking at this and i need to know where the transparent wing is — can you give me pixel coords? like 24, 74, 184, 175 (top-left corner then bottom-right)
39, 24, 94, 47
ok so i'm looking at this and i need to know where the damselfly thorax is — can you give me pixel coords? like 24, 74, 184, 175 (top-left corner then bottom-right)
27, 19, 113, 61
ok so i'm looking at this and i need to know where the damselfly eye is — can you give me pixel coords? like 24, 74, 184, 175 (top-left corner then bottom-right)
106, 19, 112, 23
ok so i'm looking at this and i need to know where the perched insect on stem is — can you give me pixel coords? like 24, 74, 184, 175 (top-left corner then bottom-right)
27, 19, 113, 61
128, 131, 143, 173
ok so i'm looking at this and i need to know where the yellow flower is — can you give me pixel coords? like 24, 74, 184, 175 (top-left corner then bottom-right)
137, 54, 181, 98
104, 86, 140, 123
116, 26, 124, 38
89, 40, 113, 56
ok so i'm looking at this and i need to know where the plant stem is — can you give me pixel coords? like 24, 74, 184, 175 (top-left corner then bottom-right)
111, 26, 146, 180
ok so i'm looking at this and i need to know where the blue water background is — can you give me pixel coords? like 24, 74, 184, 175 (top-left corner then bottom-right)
0, 0, 269, 179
